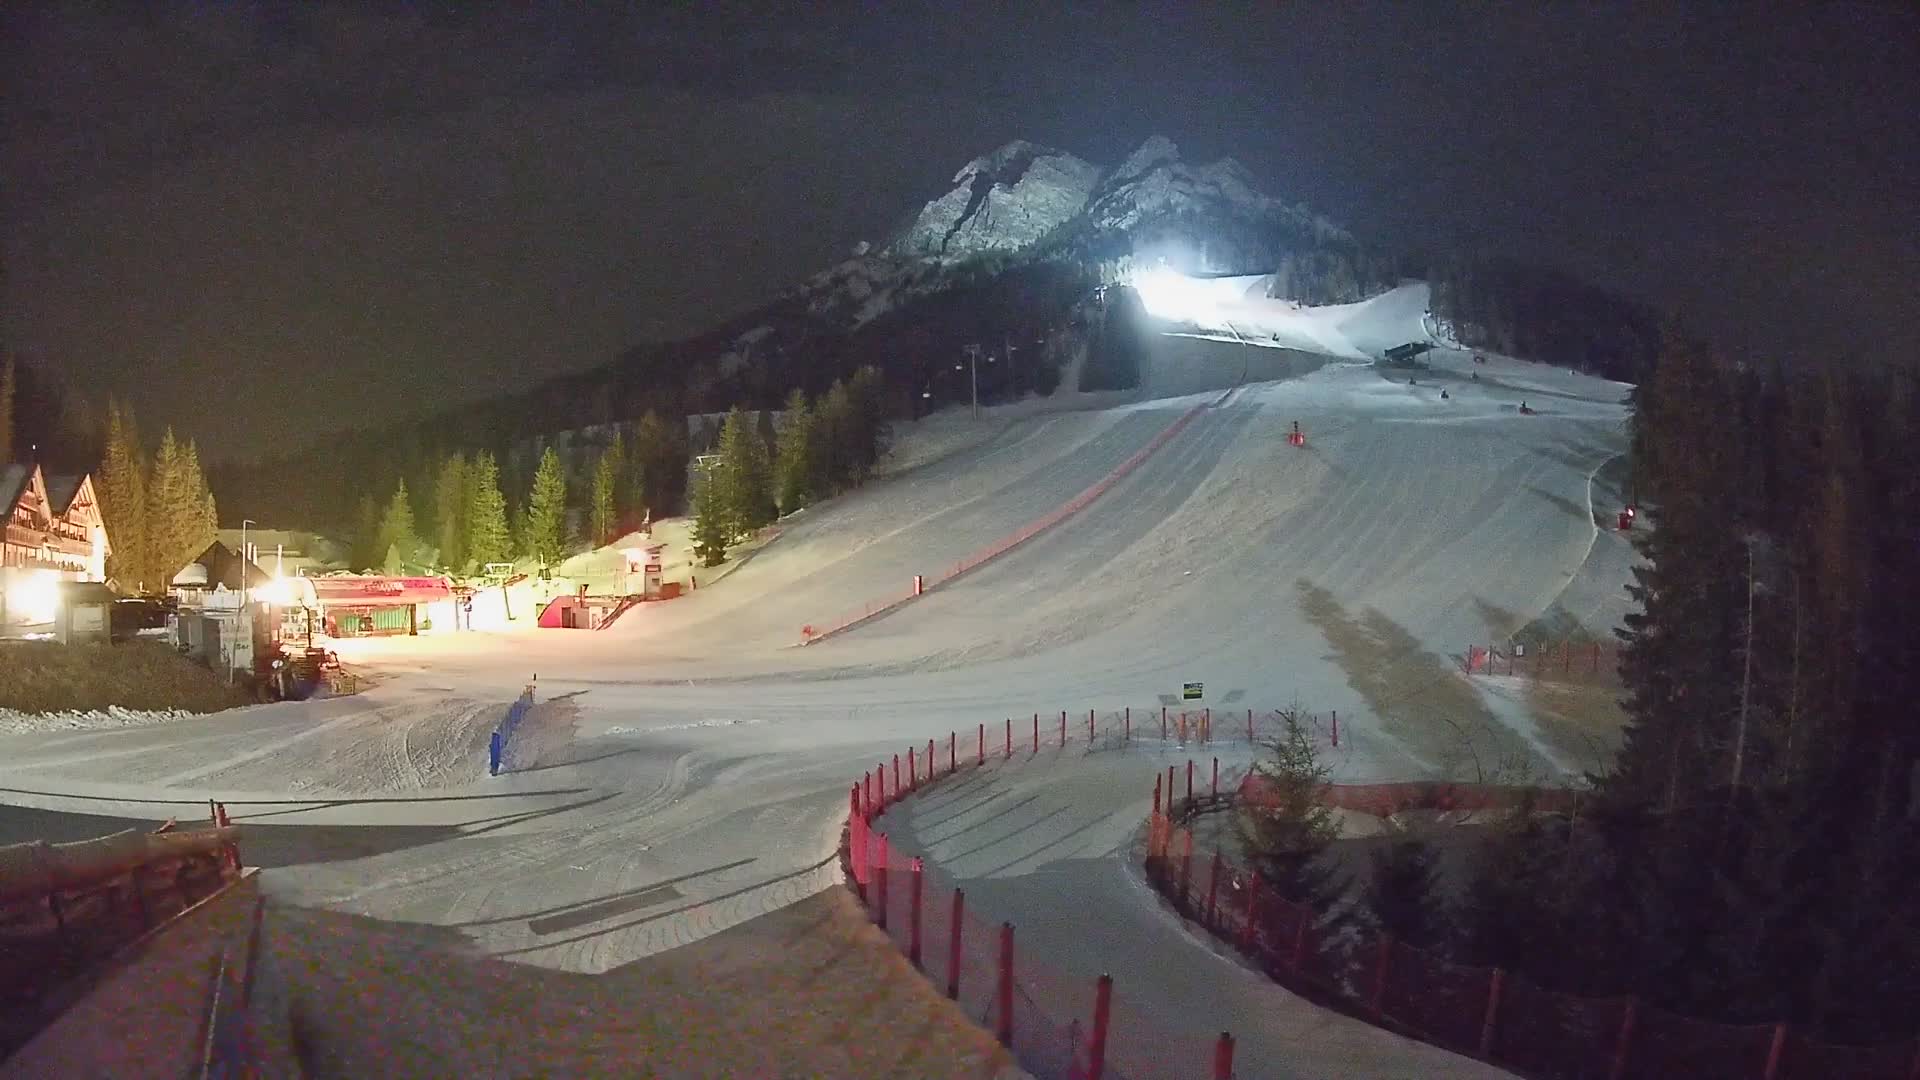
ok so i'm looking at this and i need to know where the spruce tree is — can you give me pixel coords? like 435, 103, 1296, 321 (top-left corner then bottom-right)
465, 451, 511, 568
376, 479, 421, 573
816, 380, 855, 492
148, 428, 199, 585
523, 446, 568, 565
691, 468, 729, 567
590, 437, 621, 545
1234, 709, 1340, 903
716, 406, 773, 539
1365, 837, 1446, 949
775, 388, 818, 513
631, 410, 688, 518
432, 452, 469, 572
99, 402, 149, 592
351, 493, 381, 571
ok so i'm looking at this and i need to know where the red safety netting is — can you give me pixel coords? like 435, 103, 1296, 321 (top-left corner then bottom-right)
850, 726, 1919, 1080
1463, 639, 1622, 684
1630, 1002, 1776, 1080
846, 735, 1231, 1079
1778, 1030, 1920, 1080
1141, 793, 1920, 1080
801, 404, 1207, 646
1496, 973, 1629, 1080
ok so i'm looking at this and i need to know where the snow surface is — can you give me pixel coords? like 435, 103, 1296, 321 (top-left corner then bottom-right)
0, 316, 1633, 1075
0, 706, 202, 735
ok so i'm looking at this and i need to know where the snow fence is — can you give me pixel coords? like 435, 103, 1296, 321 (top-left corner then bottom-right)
488, 683, 538, 776
1145, 782, 1920, 1080
843, 719, 1237, 1079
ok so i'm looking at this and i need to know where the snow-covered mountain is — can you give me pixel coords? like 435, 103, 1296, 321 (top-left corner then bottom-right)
787, 135, 1386, 334
884, 134, 1352, 275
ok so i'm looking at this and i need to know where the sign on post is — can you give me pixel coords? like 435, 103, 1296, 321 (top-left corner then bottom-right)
1183, 682, 1204, 701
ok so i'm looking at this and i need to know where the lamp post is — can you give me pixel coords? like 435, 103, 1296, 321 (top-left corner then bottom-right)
236, 519, 254, 683
962, 344, 982, 419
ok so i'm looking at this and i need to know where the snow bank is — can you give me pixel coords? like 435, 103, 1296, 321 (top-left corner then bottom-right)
0, 706, 198, 735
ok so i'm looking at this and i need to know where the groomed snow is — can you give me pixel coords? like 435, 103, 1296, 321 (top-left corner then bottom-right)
0, 313, 1633, 1076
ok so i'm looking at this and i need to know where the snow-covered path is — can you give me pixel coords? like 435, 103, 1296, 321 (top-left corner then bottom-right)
0, 320, 1633, 1073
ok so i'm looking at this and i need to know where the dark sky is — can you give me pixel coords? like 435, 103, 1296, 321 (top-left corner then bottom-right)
4, 3, 1915, 460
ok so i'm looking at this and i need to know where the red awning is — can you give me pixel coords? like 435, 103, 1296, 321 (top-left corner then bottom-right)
308, 575, 452, 607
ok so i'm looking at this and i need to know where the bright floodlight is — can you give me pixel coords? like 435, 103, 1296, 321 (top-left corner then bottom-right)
1131, 267, 1219, 324
5, 570, 60, 624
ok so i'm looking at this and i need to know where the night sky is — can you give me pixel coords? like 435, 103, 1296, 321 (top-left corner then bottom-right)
4, 4, 1915, 460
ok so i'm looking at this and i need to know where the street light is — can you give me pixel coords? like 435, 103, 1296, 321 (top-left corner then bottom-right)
236, 519, 254, 683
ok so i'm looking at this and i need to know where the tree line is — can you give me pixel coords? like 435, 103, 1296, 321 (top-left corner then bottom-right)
694, 368, 889, 566
1239, 336, 1920, 1046
96, 402, 220, 594
346, 369, 891, 576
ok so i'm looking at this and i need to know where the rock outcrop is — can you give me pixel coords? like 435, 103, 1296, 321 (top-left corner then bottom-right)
888, 141, 1104, 259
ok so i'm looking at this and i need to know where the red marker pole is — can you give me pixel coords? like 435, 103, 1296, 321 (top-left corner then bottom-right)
1205, 848, 1224, 928
909, 856, 925, 968
908, 747, 917, 790
1005, 717, 1011, 759
1088, 708, 1095, 744
893, 754, 901, 799
1088, 974, 1114, 1080
1212, 756, 1219, 800
1032, 713, 1039, 754
1152, 774, 1162, 816
978, 722, 986, 766
876, 833, 891, 930
928, 738, 936, 781
949, 732, 956, 776
1212, 1033, 1236, 1080
1059, 710, 1066, 749
1186, 759, 1195, 804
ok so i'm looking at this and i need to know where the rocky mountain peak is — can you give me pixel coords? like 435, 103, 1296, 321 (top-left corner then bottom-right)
1105, 135, 1181, 188
888, 140, 1104, 260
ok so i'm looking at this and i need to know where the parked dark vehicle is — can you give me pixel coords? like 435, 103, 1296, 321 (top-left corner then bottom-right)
110, 596, 175, 638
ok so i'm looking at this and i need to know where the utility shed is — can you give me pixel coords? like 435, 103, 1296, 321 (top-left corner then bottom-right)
53, 581, 117, 644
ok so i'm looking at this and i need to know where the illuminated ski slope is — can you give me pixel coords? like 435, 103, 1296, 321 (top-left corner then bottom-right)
0, 309, 1631, 1077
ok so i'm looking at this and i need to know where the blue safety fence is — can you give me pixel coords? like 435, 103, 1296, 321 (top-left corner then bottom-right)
487, 686, 536, 776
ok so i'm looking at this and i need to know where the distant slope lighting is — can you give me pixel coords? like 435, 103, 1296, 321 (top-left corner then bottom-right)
1132, 266, 1230, 325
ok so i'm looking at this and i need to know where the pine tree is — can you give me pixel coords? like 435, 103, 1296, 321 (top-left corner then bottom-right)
816, 380, 856, 492
183, 439, 218, 547
775, 388, 819, 513
376, 479, 421, 573
351, 493, 381, 571
1611, 331, 1747, 811
0, 355, 15, 462
465, 451, 511, 568
590, 435, 621, 545
523, 446, 568, 565
1365, 837, 1446, 949
630, 411, 687, 518
716, 406, 774, 539
1235, 709, 1340, 903
148, 428, 207, 586
98, 402, 149, 592
691, 466, 729, 567
432, 452, 469, 572
846, 366, 892, 481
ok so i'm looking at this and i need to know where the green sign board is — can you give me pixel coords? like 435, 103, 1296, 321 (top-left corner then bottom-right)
1182, 682, 1203, 701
